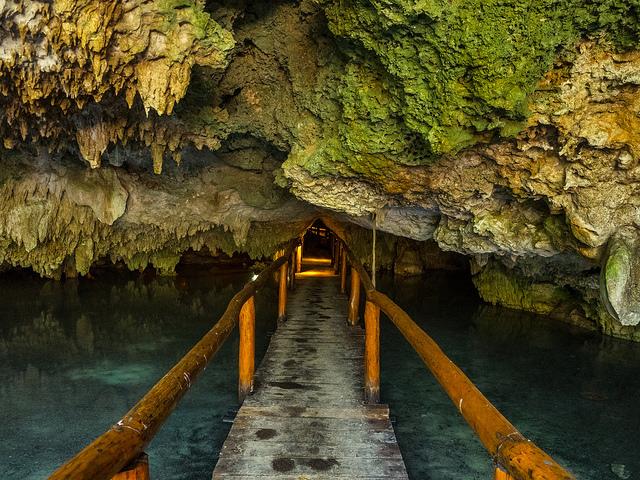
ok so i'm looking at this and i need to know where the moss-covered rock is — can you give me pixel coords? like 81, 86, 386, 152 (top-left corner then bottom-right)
321, 0, 640, 161
473, 261, 574, 315
2, 0, 640, 343
600, 228, 640, 326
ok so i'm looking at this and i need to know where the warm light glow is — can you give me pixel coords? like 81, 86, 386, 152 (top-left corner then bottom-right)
302, 257, 332, 264
297, 269, 336, 278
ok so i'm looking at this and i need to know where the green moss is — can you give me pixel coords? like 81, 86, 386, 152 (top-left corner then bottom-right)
284, 64, 414, 181
150, 251, 181, 276
319, 0, 640, 162
601, 235, 632, 320
605, 247, 630, 286
157, 0, 234, 60
473, 262, 572, 315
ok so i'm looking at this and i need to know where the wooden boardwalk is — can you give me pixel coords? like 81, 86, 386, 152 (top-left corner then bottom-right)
212, 264, 409, 479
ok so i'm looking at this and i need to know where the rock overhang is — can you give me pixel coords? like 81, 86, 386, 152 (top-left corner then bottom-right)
1, 0, 640, 339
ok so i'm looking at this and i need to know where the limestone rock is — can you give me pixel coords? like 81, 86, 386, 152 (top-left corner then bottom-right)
1, 0, 640, 342
0, 153, 314, 277
64, 167, 128, 225
601, 228, 640, 326
0, 0, 234, 165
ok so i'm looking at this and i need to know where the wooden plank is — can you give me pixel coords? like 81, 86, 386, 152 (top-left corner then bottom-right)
252, 375, 363, 388
235, 405, 391, 419
254, 363, 364, 377
213, 476, 400, 479
244, 390, 365, 407
213, 456, 407, 477
229, 415, 396, 433
219, 443, 404, 462
212, 274, 409, 479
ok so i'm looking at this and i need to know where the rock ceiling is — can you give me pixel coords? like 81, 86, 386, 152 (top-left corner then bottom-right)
1, 0, 640, 339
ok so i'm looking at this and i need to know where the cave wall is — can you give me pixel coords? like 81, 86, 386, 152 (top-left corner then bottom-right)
1, 0, 640, 339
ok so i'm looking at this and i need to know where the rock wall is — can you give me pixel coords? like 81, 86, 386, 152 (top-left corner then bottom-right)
0, 149, 313, 278
1, 0, 640, 339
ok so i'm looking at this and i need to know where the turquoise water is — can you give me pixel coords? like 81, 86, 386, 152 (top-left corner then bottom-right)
378, 272, 640, 480
0, 269, 639, 479
0, 271, 277, 479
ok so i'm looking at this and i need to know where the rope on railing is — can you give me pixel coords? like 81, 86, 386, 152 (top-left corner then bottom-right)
344, 245, 575, 480
50, 241, 296, 480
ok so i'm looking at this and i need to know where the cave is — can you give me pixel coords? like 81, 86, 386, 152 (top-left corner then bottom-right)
1, 1, 639, 479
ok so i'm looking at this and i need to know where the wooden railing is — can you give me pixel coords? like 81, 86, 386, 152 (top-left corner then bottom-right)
50, 242, 296, 480
49, 225, 575, 480
336, 240, 575, 480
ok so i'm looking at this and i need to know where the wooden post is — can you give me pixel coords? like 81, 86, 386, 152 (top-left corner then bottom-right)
348, 267, 360, 326
296, 244, 302, 273
238, 296, 255, 402
330, 236, 335, 266
278, 261, 288, 323
111, 454, 149, 480
334, 242, 340, 274
364, 300, 380, 404
494, 466, 515, 480
289, 251, 296, 290
340, 247, 348, 294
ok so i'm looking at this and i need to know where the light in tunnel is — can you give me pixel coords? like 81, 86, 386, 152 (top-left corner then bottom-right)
302, 257, 332, 264
297, 269, 336, 278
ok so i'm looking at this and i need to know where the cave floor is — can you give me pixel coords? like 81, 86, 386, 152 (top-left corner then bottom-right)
212, 271, 409, 479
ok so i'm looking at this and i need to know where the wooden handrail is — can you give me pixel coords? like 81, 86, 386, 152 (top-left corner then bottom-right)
345, 247, 574, 480
50, 242, 296, 480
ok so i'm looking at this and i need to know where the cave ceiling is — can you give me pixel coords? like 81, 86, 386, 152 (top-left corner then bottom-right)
2, 0, 640, 338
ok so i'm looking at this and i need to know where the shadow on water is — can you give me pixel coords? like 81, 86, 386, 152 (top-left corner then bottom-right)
379, 271, 640, 480
0, 271, 278, 480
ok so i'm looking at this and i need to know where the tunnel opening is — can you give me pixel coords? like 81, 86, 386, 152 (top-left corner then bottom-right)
301, 219, 333, 264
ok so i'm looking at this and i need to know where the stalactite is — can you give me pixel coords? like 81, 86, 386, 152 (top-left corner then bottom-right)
0, 0, 235, 165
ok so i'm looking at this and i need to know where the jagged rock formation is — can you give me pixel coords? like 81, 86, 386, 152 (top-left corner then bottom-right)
1, 0, 640, 340
0, 0, 234, 168
0, 150, 312, 278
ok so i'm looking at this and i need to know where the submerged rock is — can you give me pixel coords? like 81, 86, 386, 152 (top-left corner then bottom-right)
611, 463, 632, 480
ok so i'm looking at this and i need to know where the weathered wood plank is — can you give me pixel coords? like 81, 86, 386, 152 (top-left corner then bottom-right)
214, 476, 403, 480
212, 273, 409, 479
244, 389, 364, 407
213, 456, 408, 477
218, 441, 403, 459
235, 405, 391, 419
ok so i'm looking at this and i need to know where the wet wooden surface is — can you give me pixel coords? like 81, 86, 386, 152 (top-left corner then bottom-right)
212, 269, 408, 479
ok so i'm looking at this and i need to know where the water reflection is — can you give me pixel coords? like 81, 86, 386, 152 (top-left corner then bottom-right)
2, 270, 639, 479
379, 271, 640, 480
0, 272, 277, 480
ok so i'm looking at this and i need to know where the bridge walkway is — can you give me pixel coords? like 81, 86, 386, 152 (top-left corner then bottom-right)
212, 261, 409, 479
